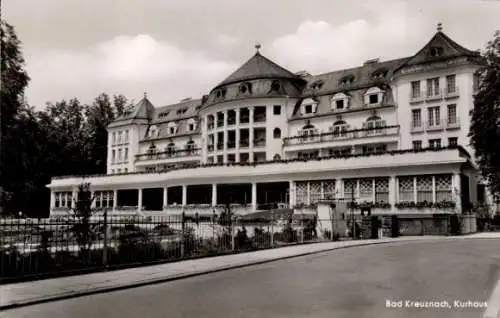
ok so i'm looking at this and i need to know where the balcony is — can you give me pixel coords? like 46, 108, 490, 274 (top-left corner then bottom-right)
409, 91, 424, 104
283, 125, 400, 150
425, 89, 443, 102
426, 120, 444, 132
445, 117, 460, 130
135, 148, 201, 163
444, 86, 459, 99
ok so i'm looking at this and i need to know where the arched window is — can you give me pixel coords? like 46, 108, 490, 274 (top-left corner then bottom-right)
273, 154, 281, 161
166, 142, 176, 157
185, 140, 196, 154
167, 122, 178, 135
299, 124, 319, 143
364, 116, 386, 135
148, 125, 158, 138
330, 120, 348, 138
187, 119, 196, 132
273, 127, 281, 139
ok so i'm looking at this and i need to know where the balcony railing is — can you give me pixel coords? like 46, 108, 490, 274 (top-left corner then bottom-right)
445, 117, 460, 129
135, 148, 201, 161
425, 88, 443, 102
409, 91, 424, 104
444, 86, 459, 99
425, 119, 444, 132
283, 125, 400, 146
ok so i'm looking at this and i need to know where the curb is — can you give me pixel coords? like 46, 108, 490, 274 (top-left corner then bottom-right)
0, 237, 490, 311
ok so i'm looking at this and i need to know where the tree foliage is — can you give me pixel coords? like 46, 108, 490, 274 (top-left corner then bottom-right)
470, 30, 500, 199
1, 18, 135, 217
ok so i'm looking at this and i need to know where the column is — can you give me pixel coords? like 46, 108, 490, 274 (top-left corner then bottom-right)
389, 176, 396, 208
236, 129, 240, 151
182, 185, 187, 206
137, 188, 143, 211
336, 179, 343, 200
212, 184, 217, 206
251, 182, 257, 211
320, 181, 325, 200
453, 173, 462, 214
307, 182, 311, 205
432, 176, 436, 203
413, 177, 418, 203
356, 180, 360, 200
50, 191, 56, 209
113, 190, 117, 212
163, 187, 168, 210
90, 191, 96, 209
289, 181, 295, 208
72, 188, 78, 209
372, 179, 376, 203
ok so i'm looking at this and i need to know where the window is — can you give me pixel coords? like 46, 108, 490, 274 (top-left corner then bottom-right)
176, 108, 188, 115
430, 47, 443, 57
273, 105, 281, 115
412, 140, 422, 150
446, 75, 456, 93
117, 168, 121, 173
124, 148, 129, 161
411, 81, 421, 98
124, 168, 128, 173
118, 131, 123, 144
271, 80, 281, 92
159, 111, 170, 118
411, 109, 422, 128
429, 139, 441, 148
417, 176, 433, 202
118, 149, 122, 162
112, 150, 116, 163
428, 107, 440, 126
304, 104, 313, 114
448, 137, 458, 146
112, 132, 116, 145
369, 94, 379, 104
447, 104, 457, 124
188, 123, 195, 131
362, 144, 387, 154
125, 130, 129, 143
273, 154, 281, 160
111, 169, 115, 174
426, 78, 440, 97
473, 72, 480, 92
169, 126, 176, 134
398, 176, 415, 202
273, 128, 281, 139
477, 184, 486, 202
227, 154, 236, 163
336, 100, 344, 109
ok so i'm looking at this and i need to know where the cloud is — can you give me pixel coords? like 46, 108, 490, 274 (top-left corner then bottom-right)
25, 34, 237, 108
269, 1, 427, 74
215, 34, 241, 47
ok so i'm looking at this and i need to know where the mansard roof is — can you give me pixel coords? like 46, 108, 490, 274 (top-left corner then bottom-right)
213, 51, 300, 89
153, 98, 202, 123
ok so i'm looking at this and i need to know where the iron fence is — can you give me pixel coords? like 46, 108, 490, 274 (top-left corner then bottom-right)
0, 214, 329, 283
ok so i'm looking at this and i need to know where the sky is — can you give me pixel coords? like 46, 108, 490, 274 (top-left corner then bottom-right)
4, 0, 500, 109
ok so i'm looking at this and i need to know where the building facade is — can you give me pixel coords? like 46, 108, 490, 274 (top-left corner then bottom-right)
48, 26, 494, 219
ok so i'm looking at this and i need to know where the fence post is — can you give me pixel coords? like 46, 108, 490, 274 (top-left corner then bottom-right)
103, 209, 108, 267
230, 216, 235, 252
300, 217, 304, 243
181, 209, 185, 258
270, 210, 275, 248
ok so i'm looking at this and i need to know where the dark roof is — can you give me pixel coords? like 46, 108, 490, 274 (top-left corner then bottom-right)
395, 31, 480, 71
214, 52, 300, 89
152, 98, 202, 123
110, 96, 155, 127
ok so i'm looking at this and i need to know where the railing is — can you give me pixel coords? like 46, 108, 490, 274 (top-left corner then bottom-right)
444, 86, 459, 99
409, 91, 424, 103
136, 148, 201, 161
425, 88, 443, 101
1, 214, 330, 283
283, 125, 400, 146
445, 117, 460, 129
425, 120, 444, 132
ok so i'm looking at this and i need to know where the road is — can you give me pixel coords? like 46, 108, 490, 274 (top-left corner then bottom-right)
3, 239, 500, 318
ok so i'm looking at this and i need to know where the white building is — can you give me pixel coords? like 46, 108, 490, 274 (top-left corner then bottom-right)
48, 25, 495, 219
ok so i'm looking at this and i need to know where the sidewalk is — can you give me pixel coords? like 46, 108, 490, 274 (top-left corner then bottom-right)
0, 235, 495, 310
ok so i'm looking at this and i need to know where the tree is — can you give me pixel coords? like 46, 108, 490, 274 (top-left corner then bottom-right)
70, 183, 98, 263
470, 30, 500, 200
0, 21, 31, 215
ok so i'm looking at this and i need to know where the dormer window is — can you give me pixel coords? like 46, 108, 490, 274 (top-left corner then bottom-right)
185, 140, 196, 153
310, 80, 324, 90
148, 125, 158, 138
363, 87, 384, 106
176, 108, 188, 115
300, 98, 318, 115
167, 122, 178, 135
158, 111, 170, 119
270, 80, 281, 92
215, 88, 227, 99
238, 82, 252, 95
429, 47, 444, 57
187, 118, 196, 132
372, 68, 388, 80
339, 75, 355, 87
330, 92, 349, 111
